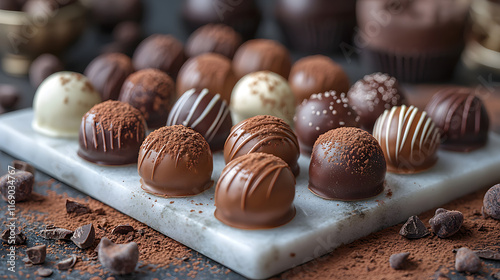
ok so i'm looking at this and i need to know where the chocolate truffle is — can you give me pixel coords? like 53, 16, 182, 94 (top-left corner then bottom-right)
78, 100, 146, 166
232, 39, 292, 79
309, 127, 386, 200
214, 152, 296, 230
88, 0, 143, 30
373, 105, 441, 174
425, 87, 490, 152
224, 115, 300, 176
84, 53, 134, 101
185, 24, 242, 59
294, 91, 360, 155
348, 73, 407, 131
0, 84, 20, 110
176, 53, 237, 102
132, 34, 186, 79
167, 88, 232, 151
113, 21, 142, 51
119, 69, 175, 129
138, 125, 213, 198
230, 71, 296, 126
289, 55, 350, 105
29, 54, 64, 88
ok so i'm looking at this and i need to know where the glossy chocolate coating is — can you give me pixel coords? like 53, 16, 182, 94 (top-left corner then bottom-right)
425, 87, 489, 152
224, 115, 300, 176
167, 88, 232, 151
78, 100, 146, 165
215, 152, 296, 230
138, 125, 213, 197
185, 24, 242, 59
309, 127, 386, 201
373, 105, 441, 174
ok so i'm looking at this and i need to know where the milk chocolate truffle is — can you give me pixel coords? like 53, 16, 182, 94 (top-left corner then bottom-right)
373, 105, 441, 174
425, 87, 489, 152
84, 53, 134, 101
167, 89, 232, 151
132, 34, 186, 79
185, 24, 242, 59
309, 127, 386, 200
89, 0, 143, 30
348, 73, 407, 131
232, 39, 292, 79
215, 152, 296, 230
29, 54, 64, 88
176, 53, 237, 102
289, 55, 350, 105
138, 125, 213, 198
119, 69, 175, 129
294, 91, 360, 155
224, 115, 300, 176
78, 100, 146, 165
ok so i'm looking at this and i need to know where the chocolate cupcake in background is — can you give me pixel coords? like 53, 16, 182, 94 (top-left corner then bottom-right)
185, 24, 242, 59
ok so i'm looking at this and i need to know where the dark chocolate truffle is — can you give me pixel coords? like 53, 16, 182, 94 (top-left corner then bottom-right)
176, 53, 237, 102
289, 55, 350, 105
88, 0, 143, 30
84, 53, 134, 101
185, 24, 242, 59
232, 39, 292, 79
309, 127, 386, 201
425, 87, 490, 152
113, 21, 142, 51
294, 91, 360, 155
29, 54, 64, 88
348, 73, 407, 131
138, 125, 213, 197
132, 34, 186, 79
119, 69, 175, 129
214, 152, 296, 230
167, 88, 232, 151
224, 115, 300, 176
373, 105, 441, 174
78, 100, 146, 166
0, 84, 20, 110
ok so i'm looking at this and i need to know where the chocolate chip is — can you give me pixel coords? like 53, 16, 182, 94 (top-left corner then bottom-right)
0, 171, 34, 202
71, 223, 95, 249
473, 249, 500, 261
112, 225, 134, 235
37, 267, 53, 277
26, 244, 46, 264
399, 216, 429, 239
389, 252, 410, 270
11, 160, 35, 176
41, 228, 73, 240
455, 247, 482, 273
98, 237, 139, 275
483, 184, 500, 220
429, 208, 463, 238
55, 254, 77, 270
0, 84, 20, 109
66, 199, 91, 215
1, 228, 27, 245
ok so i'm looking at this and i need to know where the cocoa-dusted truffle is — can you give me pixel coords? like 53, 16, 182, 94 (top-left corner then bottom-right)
294, 91, 360, 155
224, 115, 300, 176
215, 152, 296, 230
348, 73, 407, 131
84, 53, 134, 101
138, 125, 213, 197
309, 127, 386, 201
167, 88, 232, 151
232, 39, 292, 79
185, 24, 242, 59
176, 53, 237, 102
78, 100, 146, 166
119, 69, 175, 129
373, 105, 441, 174
425, 87, 489, 152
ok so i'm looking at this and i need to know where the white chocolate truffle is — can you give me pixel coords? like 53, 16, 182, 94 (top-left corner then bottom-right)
230, 71, 295, 125
32, 72, 102, 138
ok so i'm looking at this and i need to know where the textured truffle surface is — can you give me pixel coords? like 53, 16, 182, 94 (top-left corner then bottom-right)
185, 24, 242, 59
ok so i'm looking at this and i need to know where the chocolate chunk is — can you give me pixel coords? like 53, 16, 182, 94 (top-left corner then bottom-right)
429, 208, 463, 238
66, 200, 91, 215
26, 244, 46, 264
55, 255, 77, 270
40, 228, 73, 240
94, 208, 106, 215
112, 225, 134, 235
71, 223, 95, 249
11, 160, 35, 175
37, 267, 53, 277
389, 252, 410, 270
0, 84, 20, 109
474, 249, 500, 260
455, 247, 482, 273
399, 216, 430, 239
98, 237, 139, 275
1, 228, 26, 245
483, 184, 500, 220
0, 171, 34, 202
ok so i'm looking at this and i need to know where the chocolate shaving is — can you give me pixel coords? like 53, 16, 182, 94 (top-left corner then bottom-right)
41, 228, 74, 240
112, 224, 135, 235
66, 199, 92, 215
474, 249, 500, 260
56, 255, 77, 270
1, 228, 26, 245
37, 267, 53, 277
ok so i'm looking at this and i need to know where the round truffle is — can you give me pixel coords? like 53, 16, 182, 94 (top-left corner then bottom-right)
132, 34, 186, 79
232, 39, 292, 79
224, 115, 300, 176
309, 127, 386, 200
138, 125, 213, 197
29, 53, 64, 88
176, 53, 237, 103
88, 0, 143, 30
348, 73, 407, 131
230, 71, 296, 126
214, 152, 296, 230
373, 105, 441, 174
84, 53, 134, 101
32, 72, 102, 138
425, 87, 490, 152
289, 55, 350, 105
185, 24, 242, 59
294, 91, 360, 155
483, 184, 500, 220
119, 69, 175, 129
167, 88, 232, 151
78, 100, 146, 165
